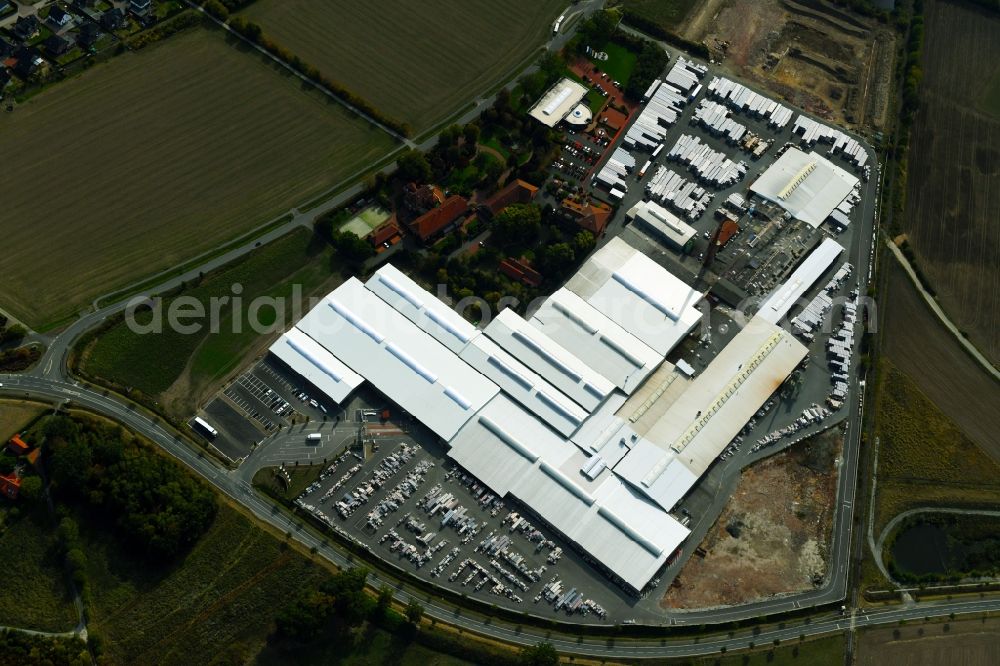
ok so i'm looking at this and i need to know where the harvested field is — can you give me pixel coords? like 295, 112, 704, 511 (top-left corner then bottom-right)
902, 0, 1000, 366
872, 360, 1000, 534
881, 261, 1000, 461
662, 428, 842, 608
241, 0, 564, 132
0, 29, 396, 329
0, 399, 47, 441
858, 616, 1000, 666
680, 0, 894, 129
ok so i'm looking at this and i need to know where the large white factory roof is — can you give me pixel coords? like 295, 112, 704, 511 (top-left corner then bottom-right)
484, 309, 615, 413
528, 78, 589, 128
458, 334, 588, 438
750, 147, 859, 227
365, 265, 478, 354
268, 326, 364, 405
614, 316, 808, 510
565, 237, 703, 356
296, 278, 499, 440
530, 288, 662, 394
448, 394, 689, 591
626, 200, 697, 250
756, 237, 845, 324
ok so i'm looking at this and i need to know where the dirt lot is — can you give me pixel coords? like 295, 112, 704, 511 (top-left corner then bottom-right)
902, 0, 1000, 366
858, 616, 1000, 666
881, 261, 1000, 463
0, 29, 396, 329
242, 0, 564, 133
679, 0, 894, 130
661, 428, 842, 609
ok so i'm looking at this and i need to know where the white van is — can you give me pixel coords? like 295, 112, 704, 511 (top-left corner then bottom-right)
306, 433, 322, 443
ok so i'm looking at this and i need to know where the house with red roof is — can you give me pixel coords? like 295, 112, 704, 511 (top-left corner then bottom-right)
7, 434, 31, 456
484, 179, 539, 217
499, 258, 543, 287
406, 195, 469, 243
561, 197, 613, 236
0, 473, 20, 500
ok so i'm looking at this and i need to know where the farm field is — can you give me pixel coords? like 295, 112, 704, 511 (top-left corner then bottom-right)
902, 0, 1000, 366
858, 616, 1000, 666
241, 0, 565, 133
0, 29, 396, 330
871, 360, 1000, 534
0, 399, 47, 441
690, 635, 845, 666
0, 510, 78, 633
621, 0, 700, 32
78, 229, 342, 418
881, 262, 1000, 462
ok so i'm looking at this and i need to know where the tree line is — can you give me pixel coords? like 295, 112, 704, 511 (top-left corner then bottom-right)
198, 1, 412, 137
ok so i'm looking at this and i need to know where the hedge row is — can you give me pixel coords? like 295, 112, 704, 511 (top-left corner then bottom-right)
618, 11, 711, 60
126, 9, 203, 50
198, 2, 411, 137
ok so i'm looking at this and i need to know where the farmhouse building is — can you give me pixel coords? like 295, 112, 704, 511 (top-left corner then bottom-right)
8, 434, 31, 456
0, 473, 20, 500
406, 195, 468, 243
369, 219, 401, 248
561, 197, 612, 235
483, 179, 538, 217
499, 257, 542, 287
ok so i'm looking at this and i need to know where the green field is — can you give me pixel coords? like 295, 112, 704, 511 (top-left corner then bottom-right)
242, 0, 565, 132
0, 399, 47, 442
0, 510, 78, 633
621, 0, 700, 32
872, 361, 1000, 533
79, 228, 342, 417
0, 28, 396, 329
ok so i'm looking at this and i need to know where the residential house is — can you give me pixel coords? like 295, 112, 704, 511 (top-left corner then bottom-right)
77, 22, 100, 49
129, 0, 152, 16
74, 0, 95, 8
8, 434, 31, 456
0, 37, 14, 59
12, 47, 44, 80
100, 8, 124, 31
13, 15, 41, 41
483, 179, 539, 218
0, 473, 19, 500
406, 195, 468, 243
369, 219, 402, 249
44, 34, 70, 58
560, 197, 612, 235
403, 182, 443, 215
48, 5, 73, 29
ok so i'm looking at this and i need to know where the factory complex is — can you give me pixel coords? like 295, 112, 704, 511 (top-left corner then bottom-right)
270, 237, 809, 592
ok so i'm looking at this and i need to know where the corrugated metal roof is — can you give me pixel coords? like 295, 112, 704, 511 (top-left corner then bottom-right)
757, 237, 844, 324
458, 335, 587, 437
750, 148, 859, 227
365, 265, 478, 354
566, 239, 704, 356
530, 288, 663, 394
269, 327, 364, 404
484, 309, 615, 412
296, 278, 499, 440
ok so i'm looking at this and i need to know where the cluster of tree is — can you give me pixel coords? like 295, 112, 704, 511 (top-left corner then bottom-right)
536, 229, 596, 282
620, 33, 671, 101
275, 567, 425, 642
223, 15, 412, 137
616, 11, 710, 60
899, 0, 925, 140
43, 415, 217, 560
425, 123, 481, 182
329, 229, 376, 265
125, 9, 202, 50
0, 631, 90, 666
492, 203, 541, 248
0, 321, 26, 346
572, 8, 620, 53
55, 517, 89, 599
0, 344, 40, 372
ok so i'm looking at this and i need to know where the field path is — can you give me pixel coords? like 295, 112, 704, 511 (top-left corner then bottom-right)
885, 239, 1000, 380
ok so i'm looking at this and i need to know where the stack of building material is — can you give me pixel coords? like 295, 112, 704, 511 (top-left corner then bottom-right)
623, 82, 687, 150
645, 165, 713, 220
691, 99, 747, 144
595, 147, 635, 193
706, 76, 793, 129
792, 115, 869, 168
666, 134, 748, 187
664, 57, 707, 93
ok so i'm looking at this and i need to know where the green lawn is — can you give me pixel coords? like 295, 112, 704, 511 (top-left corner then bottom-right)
590, 41, 639, 85
0, 508, 78, 633
79, 229, 342, 416
253, 463, 328, 501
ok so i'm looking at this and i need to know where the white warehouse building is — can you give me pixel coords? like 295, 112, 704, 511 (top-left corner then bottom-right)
269, 239, 807, 592
750, 147, 860, 227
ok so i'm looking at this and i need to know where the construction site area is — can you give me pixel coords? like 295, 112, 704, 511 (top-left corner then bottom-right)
678, 0, 896, 131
